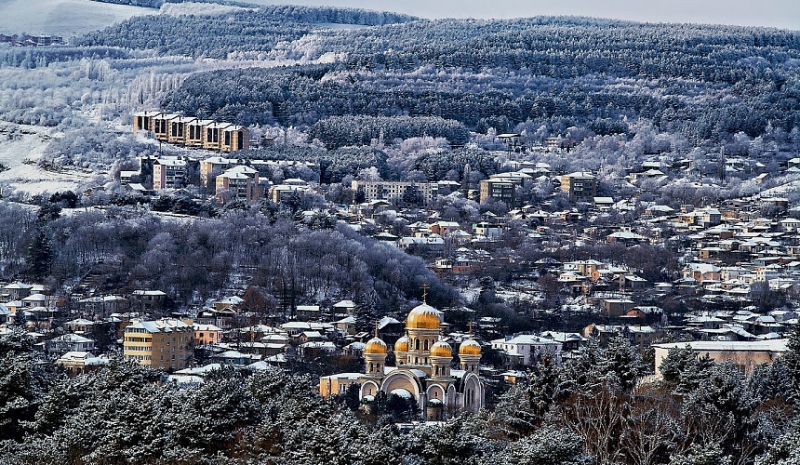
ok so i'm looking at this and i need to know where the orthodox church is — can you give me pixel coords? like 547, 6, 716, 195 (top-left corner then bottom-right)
319, 300, 485, 420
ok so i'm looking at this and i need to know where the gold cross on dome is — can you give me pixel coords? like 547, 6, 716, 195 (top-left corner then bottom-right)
422, 283, 429, 304
468, 321, 475, 337
374, 320, 380, 338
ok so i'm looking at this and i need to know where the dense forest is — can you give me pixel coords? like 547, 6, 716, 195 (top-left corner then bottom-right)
0, 200, 458, 314
3, 326, 800, 464
75, 6, 416, 59
156, 17, 800, 145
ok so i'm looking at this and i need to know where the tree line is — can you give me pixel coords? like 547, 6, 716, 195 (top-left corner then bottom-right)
3, 325, 800, 463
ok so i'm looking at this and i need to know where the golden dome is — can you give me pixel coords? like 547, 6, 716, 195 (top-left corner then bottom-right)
430, 340, 453, 357
406, 304, 442, 329
364, 337, 387, 355
394, 335, 410, 353
459, 339, 482, 356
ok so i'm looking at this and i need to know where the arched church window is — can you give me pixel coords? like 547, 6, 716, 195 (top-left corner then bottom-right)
423, 339, 429, 351
415, 339, 420, 350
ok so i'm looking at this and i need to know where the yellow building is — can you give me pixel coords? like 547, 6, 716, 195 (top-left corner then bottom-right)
320, 302, 485, 420
123, 318, 193, 371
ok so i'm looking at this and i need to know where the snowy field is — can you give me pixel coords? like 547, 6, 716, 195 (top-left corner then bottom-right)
0, 0, 156, 38
0, 124, 92, 196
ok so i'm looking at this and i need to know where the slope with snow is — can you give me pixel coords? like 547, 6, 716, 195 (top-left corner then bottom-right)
0, 0, 156, 38
0, 124, 93, 196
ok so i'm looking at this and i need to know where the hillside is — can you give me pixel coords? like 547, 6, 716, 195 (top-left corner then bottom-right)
0, 0, 156, 37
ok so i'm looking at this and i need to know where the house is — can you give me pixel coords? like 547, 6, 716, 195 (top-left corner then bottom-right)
683, 263, 721, 283
56, 351, 108, 377
594, 197, 614, 211
607, 230, 648, 245
63, 318, 94, 333
472, 222, 504, 240
429, 221, 461, 237
269, 183, 310, 203
335, 316, 357, 336
193, 324, 223, 346
333, 300, 357, 317
398, 235, 445, 252
123, 318, 193, 371
130, 290, 167, 312
652, 339, 787, 379
46, 334, 96, 355
296, 305, 321, 320
490, 334, 563, 367
1, 282, 32, 302
603, 298, 635, 317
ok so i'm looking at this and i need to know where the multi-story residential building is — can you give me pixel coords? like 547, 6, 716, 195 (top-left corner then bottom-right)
560, 172, 597, 199
132, 111, 162, 135
215, 165, 260, 202
351, 180, 441, 206
200, 156, 233, 189
153, 157, 187, 190
133, 112, 250, 152
168, 116, 197, 144
151, 113, 181, 141
186, 119, 215, 147
220, 124, 250, 152
479, 178, 516, 206
270, 180, 310, 203
123, 318, 193, 371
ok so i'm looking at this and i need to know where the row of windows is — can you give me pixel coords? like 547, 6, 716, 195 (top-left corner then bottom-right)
125, 337, 150, 343
127, 355, 151, 361
158, 336, 190, 343
124, 345, 152, 352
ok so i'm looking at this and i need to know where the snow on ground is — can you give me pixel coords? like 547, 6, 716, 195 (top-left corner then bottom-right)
158, 2, 254, 17
0, 124, 92, 196
758, 176, 800, 199
0, 0, 156, 38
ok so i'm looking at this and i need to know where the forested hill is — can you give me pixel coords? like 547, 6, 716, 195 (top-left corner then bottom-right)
75, 5, 417, 59
160, 16, 800, 146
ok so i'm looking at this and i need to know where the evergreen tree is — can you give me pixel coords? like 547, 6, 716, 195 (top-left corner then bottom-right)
781, 324, 800, 404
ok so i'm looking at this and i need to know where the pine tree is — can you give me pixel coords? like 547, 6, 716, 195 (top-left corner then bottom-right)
781, 324, 800, 404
